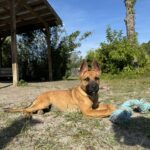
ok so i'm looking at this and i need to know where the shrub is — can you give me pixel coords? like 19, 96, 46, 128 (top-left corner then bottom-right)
86, 27, 148, 74
17, 79, 28, 86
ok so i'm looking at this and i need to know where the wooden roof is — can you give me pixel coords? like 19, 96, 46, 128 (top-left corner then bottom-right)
0, 0, 62, 37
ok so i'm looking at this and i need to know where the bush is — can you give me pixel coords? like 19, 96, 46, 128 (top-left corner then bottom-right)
17, 79, 28, 86
86, 27, 148, 74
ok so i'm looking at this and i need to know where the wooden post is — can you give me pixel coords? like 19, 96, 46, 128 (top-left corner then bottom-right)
10, 0, 19, 86
45, 27, 52, 81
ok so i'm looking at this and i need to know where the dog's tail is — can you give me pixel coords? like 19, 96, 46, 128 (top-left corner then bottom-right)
4, 108, 25, 113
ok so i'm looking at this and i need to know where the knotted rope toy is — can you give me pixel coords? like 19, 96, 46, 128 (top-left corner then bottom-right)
109, 99, 150, 124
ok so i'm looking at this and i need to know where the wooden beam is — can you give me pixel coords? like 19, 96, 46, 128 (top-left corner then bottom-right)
43, 0, 62, 26
0, 19, 58, 38
0, 17, 55, 30
1, 5, 49, 26
0, 5, 48, 19
44, 27, 52, 81
17, 0, 48, 28
10, 0, 19, 86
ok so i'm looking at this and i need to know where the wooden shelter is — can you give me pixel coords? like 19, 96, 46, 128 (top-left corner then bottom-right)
0, 0, 62, 86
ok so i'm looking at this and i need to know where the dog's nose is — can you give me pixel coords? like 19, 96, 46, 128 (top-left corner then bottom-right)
90, 82, 99, 91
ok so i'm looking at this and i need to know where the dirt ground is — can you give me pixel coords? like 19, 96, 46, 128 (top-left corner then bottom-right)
0, 78, 150, 150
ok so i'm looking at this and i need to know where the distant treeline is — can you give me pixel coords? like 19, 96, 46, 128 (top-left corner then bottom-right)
1, 26, 150, 81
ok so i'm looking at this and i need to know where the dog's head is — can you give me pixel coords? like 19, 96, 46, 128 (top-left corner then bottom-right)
79, 60, 101, 95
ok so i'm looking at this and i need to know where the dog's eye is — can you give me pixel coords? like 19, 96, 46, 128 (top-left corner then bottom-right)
95, 77, 100, 80
84, 77, 90, 81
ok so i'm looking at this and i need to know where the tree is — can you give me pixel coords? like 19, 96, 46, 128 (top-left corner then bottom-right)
18, 30, 47, 80
51, 27, 92, 79
141, 41, 150, 56
86, 27, 147, 74
17, 27, 91, 80
124, 0, 137, 43
86, 49, 98, 67
0, 38, 11, 68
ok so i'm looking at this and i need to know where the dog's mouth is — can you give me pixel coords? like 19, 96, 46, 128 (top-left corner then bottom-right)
86, 84, 99, 96
87, 91, 98, 94
86, 83, 99, 101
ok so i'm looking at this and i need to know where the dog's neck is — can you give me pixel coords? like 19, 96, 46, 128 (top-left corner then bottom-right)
79, 86, 99, 109
78, 86, 88, 97
87, 92, 99, 109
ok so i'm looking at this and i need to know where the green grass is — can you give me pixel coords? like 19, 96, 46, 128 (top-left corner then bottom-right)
100, 75, 150, 104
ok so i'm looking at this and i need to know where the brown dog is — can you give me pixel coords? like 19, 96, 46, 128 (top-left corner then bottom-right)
4, 60, 116, 118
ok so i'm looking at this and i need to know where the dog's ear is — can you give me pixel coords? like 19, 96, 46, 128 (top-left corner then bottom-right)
80, 60, 88, 75
92, 60, 101, 73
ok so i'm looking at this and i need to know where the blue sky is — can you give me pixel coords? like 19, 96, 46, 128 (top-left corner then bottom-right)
49, 0, 150, 57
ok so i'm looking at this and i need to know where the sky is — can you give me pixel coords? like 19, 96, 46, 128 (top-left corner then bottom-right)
49, 0, 150, 57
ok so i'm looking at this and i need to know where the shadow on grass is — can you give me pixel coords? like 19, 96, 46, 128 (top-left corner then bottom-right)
0, 84, 12, 89
0, 117, 42, 149
112, 116, 150, 149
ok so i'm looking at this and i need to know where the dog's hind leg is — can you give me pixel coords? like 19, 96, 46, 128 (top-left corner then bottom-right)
24, 98, 51, 114
23, 101, 51, 118
22, 95, 52, 118
4, 94, 52, 119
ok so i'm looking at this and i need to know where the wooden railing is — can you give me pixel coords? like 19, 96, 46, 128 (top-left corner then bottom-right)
0, 68, 12, 77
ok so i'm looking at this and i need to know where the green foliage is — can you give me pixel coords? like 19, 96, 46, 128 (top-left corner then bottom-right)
101, 66, 150, 80
18, 30, 48, 81
17, 27, 91, 81
106, 26, 123, 43
17, 79, 28, 86
0, 38, 11, 67
63, 51, 82, 79
141, 41, 150, 56
86, 50, 98, 68
51, 27, 91, 80
86, 26, 148, 74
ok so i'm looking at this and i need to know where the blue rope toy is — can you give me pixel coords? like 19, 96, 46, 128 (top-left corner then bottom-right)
109, 99, 150, 124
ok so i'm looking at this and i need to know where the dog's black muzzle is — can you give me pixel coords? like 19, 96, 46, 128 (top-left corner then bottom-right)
86, 81, 99, 95
86, 81, 99, 109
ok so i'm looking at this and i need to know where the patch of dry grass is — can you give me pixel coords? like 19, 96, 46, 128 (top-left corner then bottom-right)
0, 77, 150, 150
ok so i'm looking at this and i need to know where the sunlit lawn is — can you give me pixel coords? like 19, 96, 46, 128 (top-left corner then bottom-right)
0, 74, 150, 150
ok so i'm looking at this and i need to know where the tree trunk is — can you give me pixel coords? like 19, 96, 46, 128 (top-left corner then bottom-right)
45, 27, 53, 81
124, 0, 136, 43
